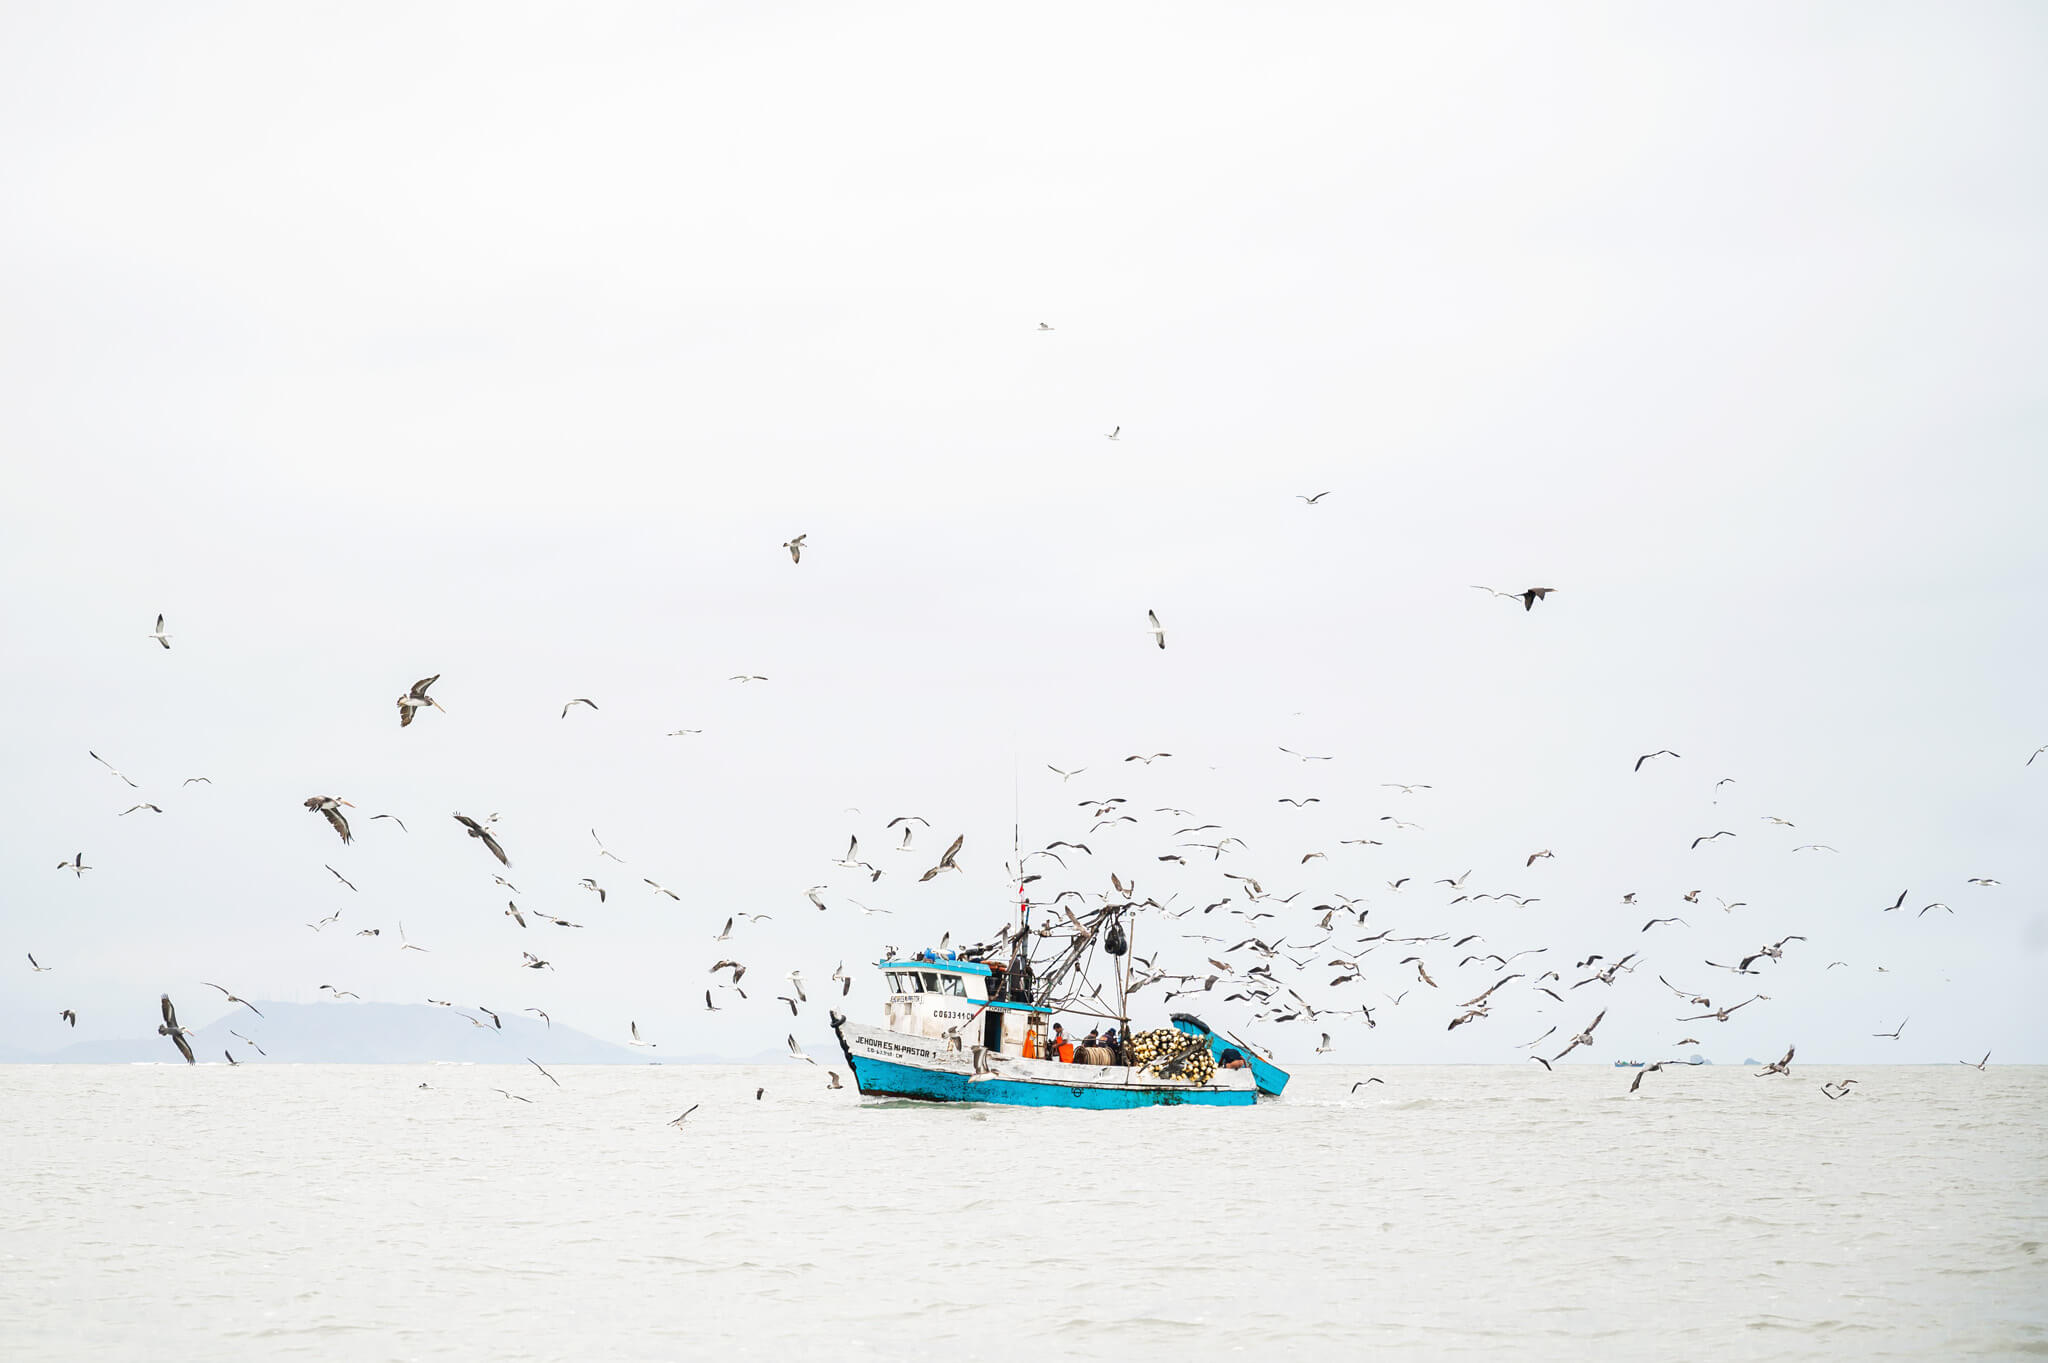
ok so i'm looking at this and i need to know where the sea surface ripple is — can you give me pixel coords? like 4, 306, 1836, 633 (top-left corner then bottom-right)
3, 1063, 2044, 1360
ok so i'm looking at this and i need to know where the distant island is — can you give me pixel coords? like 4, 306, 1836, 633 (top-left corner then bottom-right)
0, 1001, 829, 1066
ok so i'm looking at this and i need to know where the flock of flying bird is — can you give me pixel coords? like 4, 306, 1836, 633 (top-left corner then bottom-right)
25, 486, 2028, 1116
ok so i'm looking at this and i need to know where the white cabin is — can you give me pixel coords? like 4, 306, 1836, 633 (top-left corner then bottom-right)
878, 956, 1039, 1054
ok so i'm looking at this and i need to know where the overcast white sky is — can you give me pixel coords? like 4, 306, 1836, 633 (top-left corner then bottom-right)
3, 3, 2043, 1065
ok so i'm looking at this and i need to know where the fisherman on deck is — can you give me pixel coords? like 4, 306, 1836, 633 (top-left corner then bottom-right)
1048, 1022, 1072, 1062
1218, 1047, 1249, 1070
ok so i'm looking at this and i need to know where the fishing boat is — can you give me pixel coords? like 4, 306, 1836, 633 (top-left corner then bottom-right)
1613, 1059, 1646, 1068
828, 895, 1288, 1109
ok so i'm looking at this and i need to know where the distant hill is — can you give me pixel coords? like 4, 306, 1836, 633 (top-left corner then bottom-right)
0, 1001, 832, 1065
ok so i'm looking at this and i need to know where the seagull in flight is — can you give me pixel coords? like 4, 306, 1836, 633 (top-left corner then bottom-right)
627, 1021, 656, 1048
121, 803, 163, 815
89, 751, 139, 788
1105, 426, 1120, 441
1295, 491, 1332, 504
148, 614, 172, 649
560, 698, 598, 717
1690, 831, 1736, 849
1145, 610, 1165, 649
202, 983, 263, 1017
787, 1034, 818, 1065
1046, 766, 1087, 781
28, 953, 51, 972
1634, 750, 1680, 771
1873, 1017, 1908, 1040
783, 533, 806, 563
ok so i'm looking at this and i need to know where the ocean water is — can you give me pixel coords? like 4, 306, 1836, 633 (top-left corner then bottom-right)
3, 1063, 2043, 1361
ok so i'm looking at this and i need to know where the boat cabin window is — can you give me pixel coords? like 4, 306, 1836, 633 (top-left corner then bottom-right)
919, 971, 942, 993
934, 974, 967, 996
887, 972, 913, 993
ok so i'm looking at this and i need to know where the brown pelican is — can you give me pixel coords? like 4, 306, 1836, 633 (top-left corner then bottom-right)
1757, 1046, 1796, 1077
452, 812, 508, 865
158, 995, 195, 1064
304, 796, 354, 844
396, 675, 444, 727
1682, 996, 1761, 1023
918, 834, 964, 882
1551, 1010, 1606, 1061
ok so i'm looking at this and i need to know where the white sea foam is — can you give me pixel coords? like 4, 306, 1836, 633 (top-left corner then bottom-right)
3, 1064, 2043, 1360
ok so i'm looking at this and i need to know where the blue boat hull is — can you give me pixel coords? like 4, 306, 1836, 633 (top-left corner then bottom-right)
845, 1052, 1254, 1108
1170, 1014, 1290, 1096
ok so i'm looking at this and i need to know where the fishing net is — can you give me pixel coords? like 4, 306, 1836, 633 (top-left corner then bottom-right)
1122, 1028, 1217, 1086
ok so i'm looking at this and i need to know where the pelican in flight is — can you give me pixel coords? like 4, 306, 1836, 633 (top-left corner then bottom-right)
919, 834, 964, 882
148, 614, 172, 649
158, 995, 195, 1064
1551, 1010, 1606, 1061
304, 796, 354, 844
396, 675, 444, 727
452, 812, 509, 865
